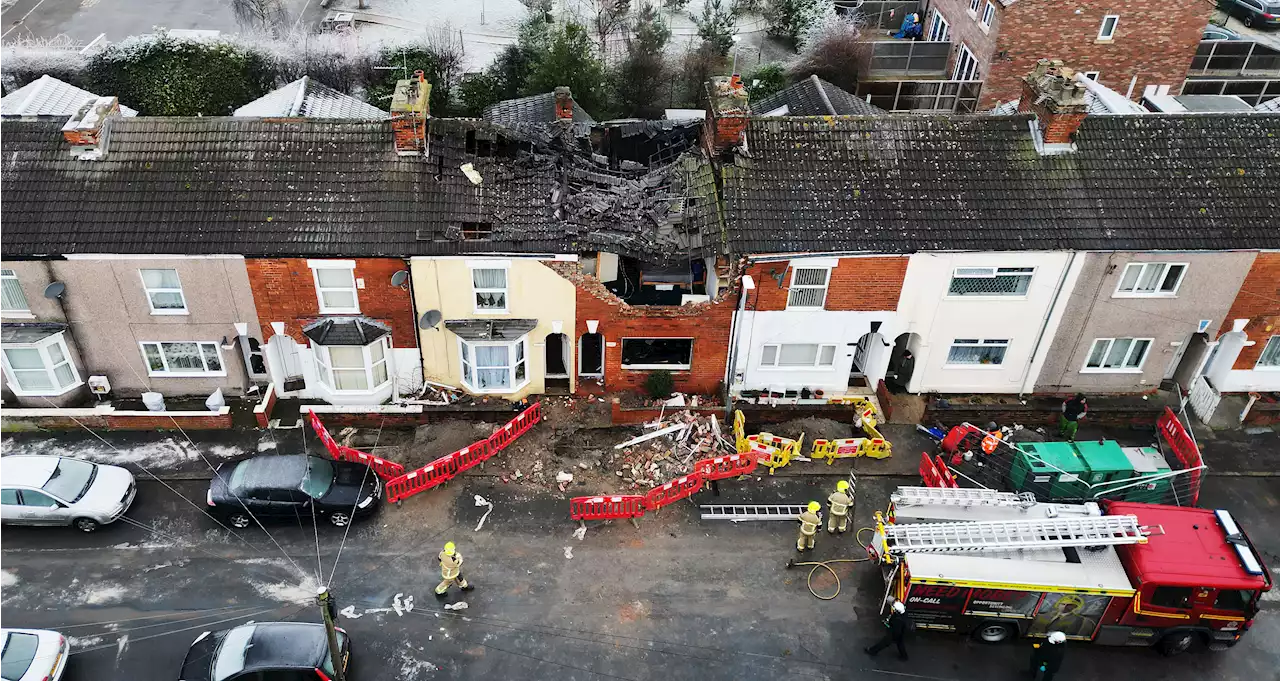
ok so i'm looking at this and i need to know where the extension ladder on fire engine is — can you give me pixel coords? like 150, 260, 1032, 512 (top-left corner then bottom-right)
890, 486, 1036, 508
883, 514, 1154, 555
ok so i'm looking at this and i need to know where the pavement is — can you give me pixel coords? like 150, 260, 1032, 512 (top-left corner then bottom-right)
2, 418, 1280, 680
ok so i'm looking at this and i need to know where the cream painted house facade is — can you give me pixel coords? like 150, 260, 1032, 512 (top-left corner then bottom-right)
410, 256, 577, 401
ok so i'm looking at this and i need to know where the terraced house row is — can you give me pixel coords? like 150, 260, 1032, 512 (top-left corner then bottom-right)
1, 62, 1277, 427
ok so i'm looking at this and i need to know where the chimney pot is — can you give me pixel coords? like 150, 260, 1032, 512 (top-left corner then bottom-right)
1019, 58, 1089, 147
553, 86, 574, 121
61, 96, 120, 160
704, 75, 749, 154
391, 74, 432, 156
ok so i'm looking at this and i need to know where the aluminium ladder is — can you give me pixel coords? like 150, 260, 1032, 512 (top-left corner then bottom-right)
891, 486, 1036, 508
700, 504, 810, 520
883, 514, 1154, 555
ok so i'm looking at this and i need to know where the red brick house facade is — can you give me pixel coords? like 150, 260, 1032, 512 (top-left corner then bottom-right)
1218, 252, 1280, 371
925, 0, 1210, 109
741, 257, 909, 313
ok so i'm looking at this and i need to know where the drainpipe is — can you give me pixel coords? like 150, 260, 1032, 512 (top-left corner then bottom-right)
1018, 251, 1077, 397
403, 259, 425, 400
41, 260, 89, 379
723, 273, 755, 421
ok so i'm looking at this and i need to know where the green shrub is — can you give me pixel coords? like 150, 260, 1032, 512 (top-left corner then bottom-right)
644, 370, 676, 400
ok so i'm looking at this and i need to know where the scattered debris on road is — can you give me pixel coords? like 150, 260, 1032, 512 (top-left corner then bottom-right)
473, 495, 494, 531
443, 601, 468, 611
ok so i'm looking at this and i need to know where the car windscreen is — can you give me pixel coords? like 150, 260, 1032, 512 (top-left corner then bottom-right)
212, 624, 256, 681
43, 458, 97, 502
227, 461, 252, 495
321, 631, 348, 676
1, 632, 40, 680
301, 458, 335, 499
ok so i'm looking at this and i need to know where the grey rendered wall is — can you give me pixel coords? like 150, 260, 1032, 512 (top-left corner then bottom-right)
1035, 251, 1256, 394
2, 257, 263, 400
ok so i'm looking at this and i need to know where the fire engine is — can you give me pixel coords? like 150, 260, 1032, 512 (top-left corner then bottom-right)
870, 486, 1272, 655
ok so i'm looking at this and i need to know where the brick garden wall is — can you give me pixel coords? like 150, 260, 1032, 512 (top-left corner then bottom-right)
1219, 252, 1280, 370
743, 257, 908, 312
245, 258, 416, 347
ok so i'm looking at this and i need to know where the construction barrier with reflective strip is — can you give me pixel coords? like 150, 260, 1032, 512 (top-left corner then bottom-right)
308, 410, 407, 481
919, 451, 958, 488
643, 473, 704, 510
570, 495, 648, 521
386, 453, 460, 503
489, 402, 542, 454
694, 453, 757, 480
811, 437, 865, 464
1157, 406, 1203, 505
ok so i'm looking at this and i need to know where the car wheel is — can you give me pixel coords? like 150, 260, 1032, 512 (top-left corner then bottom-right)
972, 621, 1017, 644
329, 512, 351, 527
228, 513, 252, 529
1158, 631, 1199, 657
73, 517, 100, 533
1244, 14, 1255, 26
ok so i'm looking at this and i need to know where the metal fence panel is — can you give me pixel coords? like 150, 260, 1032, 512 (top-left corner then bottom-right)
867, 41, 952, 76
1190, 40, 1280, 76
839, 0, 922, 30
858, 80, 983, 113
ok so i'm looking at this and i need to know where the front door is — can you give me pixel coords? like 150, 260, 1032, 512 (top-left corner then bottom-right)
546, 333, 568, 377
579, 333, 603, 376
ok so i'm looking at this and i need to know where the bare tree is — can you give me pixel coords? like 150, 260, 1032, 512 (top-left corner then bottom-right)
788, 12, 867, 92
589, 0, 632, 54
230, 0, 289, 35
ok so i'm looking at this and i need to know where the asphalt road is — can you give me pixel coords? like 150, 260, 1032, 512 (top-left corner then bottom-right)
0, 0, 323, 43
2, 474, 1278, 681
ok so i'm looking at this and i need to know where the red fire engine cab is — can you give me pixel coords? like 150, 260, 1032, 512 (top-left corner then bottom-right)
873, 486, 1272, 655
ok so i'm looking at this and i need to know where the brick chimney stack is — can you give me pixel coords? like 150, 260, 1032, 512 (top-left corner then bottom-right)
390, 69, 431, 157
554, 86, 573, 121
704, 75, 749, 155
1018, 59, 1088, 148
61, 96, 120, 160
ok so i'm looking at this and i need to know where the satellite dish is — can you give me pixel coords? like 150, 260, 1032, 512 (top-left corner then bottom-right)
390, 270, 409, 287
419, 310, 443, 329
43, 282, 66, 299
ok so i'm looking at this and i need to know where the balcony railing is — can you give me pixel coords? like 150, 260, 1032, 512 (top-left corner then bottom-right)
1181, 78, 1280, 107
837, 0, 922, 30
857, 80, 984, 113
1189, 40, 1280, 77
865, 40, 952, 76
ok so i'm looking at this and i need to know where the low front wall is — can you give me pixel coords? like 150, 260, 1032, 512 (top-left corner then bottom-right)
2, 406, 233, 431
923, 394, 1174, 428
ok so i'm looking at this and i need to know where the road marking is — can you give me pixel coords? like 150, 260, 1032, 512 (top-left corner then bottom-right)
2, 0, 50, 40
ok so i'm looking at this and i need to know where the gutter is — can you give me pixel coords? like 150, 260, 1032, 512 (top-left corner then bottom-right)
1019, 251, 1076, 396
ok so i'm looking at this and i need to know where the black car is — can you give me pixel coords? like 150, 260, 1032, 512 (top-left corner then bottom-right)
207, 455, 381, 528
180, 621, 349, 681
1218, 0, 1280, 28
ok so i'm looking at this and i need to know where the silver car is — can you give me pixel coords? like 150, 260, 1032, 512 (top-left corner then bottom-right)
0, 456, 136, 532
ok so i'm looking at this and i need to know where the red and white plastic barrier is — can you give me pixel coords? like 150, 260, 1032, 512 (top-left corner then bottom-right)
1157, 406, 1203, 505
570, 495, 648, 521
308, 410, 406, 481
919, 451, 958, 488
570, 449, 761, 521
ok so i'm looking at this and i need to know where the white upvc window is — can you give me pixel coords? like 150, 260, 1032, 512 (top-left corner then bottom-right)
947, 266, 1034, 297
760, 343, 837, 369
1255, 336, 1280, 369
946, 338, 1009, 366
954, 44, 979, 81
314, 336, 391, 392
1098, 14, 1119, 40
471, 267, 509, 313
139, 268, 188, 314
786, 267, 830, 309
1114, 262, 1187, 297
1083, 71, 1101, 81
459, 336, 528, 393
968, 0, 980, 14
310, 262, 360, 314
1, 269, 32, 317
928, 9, 950, 41
1082, 337, 1152, 372
141, 341, 226, 376
980, 0, 995, 27
1, 333, 81, 396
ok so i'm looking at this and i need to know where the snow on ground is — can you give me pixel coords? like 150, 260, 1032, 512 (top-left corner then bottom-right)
0, 434, 244, 472
67, 635, 106, 648
0, 570, 17, 588
250, 573, 323, 605
393, 647, 441, 680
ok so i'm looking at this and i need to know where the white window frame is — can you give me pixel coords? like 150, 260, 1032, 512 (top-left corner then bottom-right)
140, 341, 227, 377
1081, 337, 1153, 373
1, 269, 33, 318
946, 266, 1035, 298
967, 0, 980, 16
786, 267, 831, 309
1113, 262, 1188, 298
945, 338, 1010, 368
139, 268, 188, 315
470, 264, 509, 314
1098, 15, 1119, 40
458, 336, 528, 394
1083, 71, 1101, 81
954, 44, 979, 81
620, 338, 694, 371
1, 332, 81, 396
314, 336, 392, 393
1255, 335, 1280, 370
309, 261, 360, 314
759, 343, 838, 370
980, 0, 995, 27
928, 9, 950, 41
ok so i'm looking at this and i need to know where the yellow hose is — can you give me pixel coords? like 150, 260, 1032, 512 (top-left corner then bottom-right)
787, 527, 878, 600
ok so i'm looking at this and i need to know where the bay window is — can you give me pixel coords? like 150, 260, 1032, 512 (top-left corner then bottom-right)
459, 337, 528, 392
142, 341, 225, 376
314, 336, 391, 392
2, 332, 81, 395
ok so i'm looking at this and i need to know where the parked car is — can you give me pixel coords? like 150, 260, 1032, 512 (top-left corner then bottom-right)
1203, 24, 1243, 39
207, 454, 381, 528
0, 456, 136, 532
1, 628, 68, 681
1217, 0, 1280, 28
179, 622, 349, 681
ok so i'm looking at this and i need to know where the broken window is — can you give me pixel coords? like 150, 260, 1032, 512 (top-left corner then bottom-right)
462, 222, 493, 240
620, 338, 693, 369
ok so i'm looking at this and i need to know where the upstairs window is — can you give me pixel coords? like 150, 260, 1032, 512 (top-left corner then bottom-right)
310, 262, 360, 314
1083, 337, 1152, 372
928, 9, 950, 41
948, 267, 1034, 297
1, 269, 30, 315
1255, 336, 1280, 368
472, 267, 508, 312
787, 267, 830, 309
954, 44, 979, 81
981, 0, 995, 27
1114, 262, 1186, 297
140, 268, 187, 314
1098, 14, 1119, 40
968, 0, 980, 13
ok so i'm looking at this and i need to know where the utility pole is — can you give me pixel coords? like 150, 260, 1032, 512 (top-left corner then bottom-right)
316, 586, 344, 681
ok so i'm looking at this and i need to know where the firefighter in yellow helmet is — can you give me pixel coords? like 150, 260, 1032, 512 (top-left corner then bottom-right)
827, 480, 852, 534
435, 541, 474, 597
797, 501, 821, 552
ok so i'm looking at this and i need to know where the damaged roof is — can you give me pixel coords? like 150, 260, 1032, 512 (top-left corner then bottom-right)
483, 91, 595, 127
753, 75, 884, 117
724, 113, 1280, 253
1, 116, 713, 263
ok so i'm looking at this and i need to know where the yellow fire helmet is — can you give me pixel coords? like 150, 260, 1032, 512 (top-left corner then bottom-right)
807, 501, 821, 513
837, 480, 851, 492
444, 542, 456, 555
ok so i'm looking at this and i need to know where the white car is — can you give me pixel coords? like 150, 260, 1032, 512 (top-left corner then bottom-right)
0, 456, 136, 532
1, 628, 67, 681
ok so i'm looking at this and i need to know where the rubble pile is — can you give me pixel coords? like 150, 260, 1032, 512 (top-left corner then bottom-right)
612, 410, 732, 490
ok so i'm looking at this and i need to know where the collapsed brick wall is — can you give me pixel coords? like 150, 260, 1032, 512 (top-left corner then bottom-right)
1219, 252, 1280, 370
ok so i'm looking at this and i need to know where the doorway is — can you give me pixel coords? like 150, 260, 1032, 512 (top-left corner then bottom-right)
886, 332, 922, 394
579, 332, 604, 376
849, 327, 887, 390
546, 333, 569, 376
1169, 332, 1211, 391
267, 334, 306, 393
